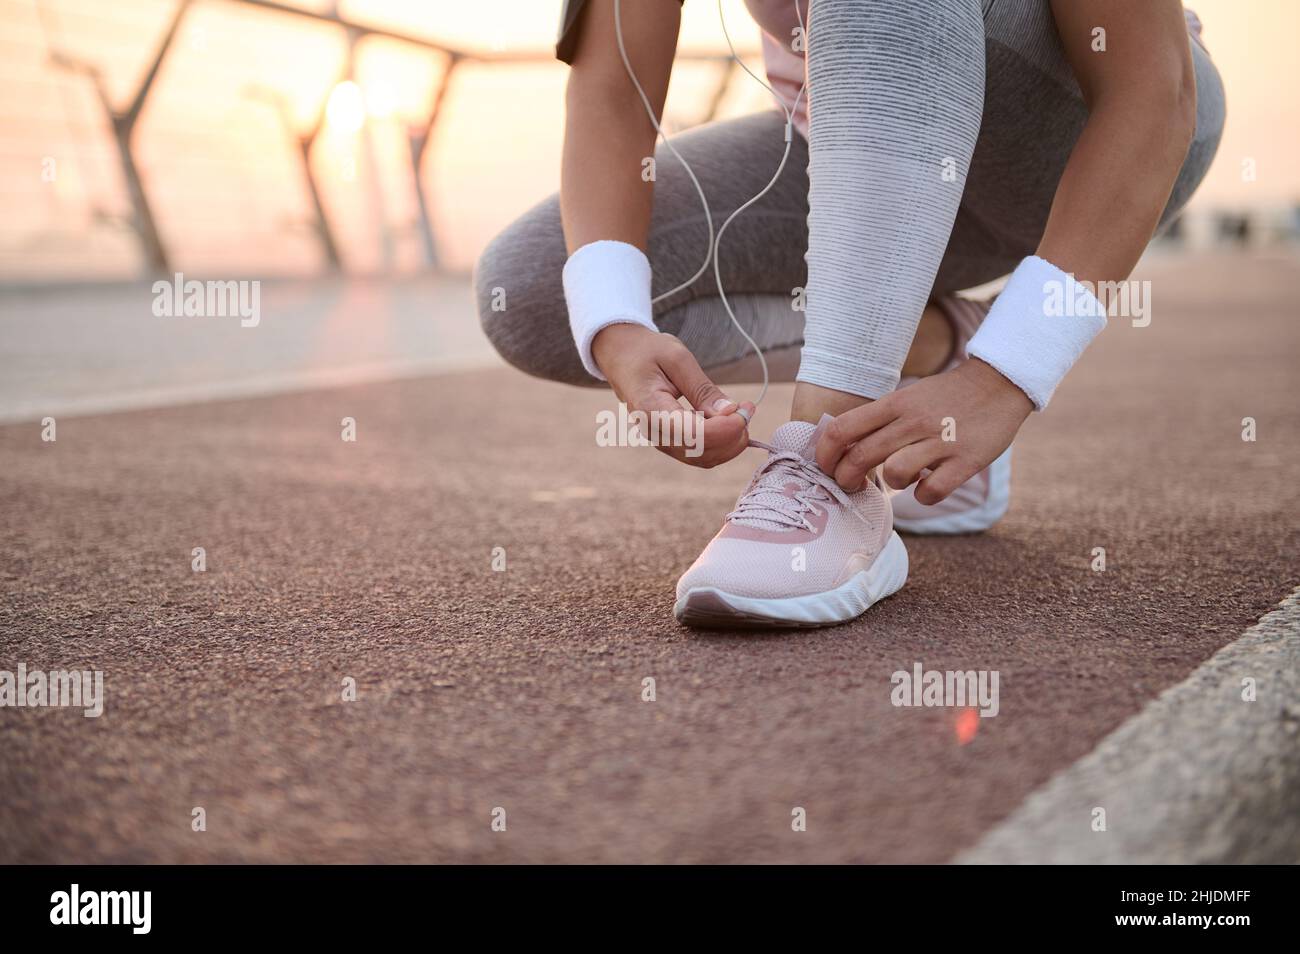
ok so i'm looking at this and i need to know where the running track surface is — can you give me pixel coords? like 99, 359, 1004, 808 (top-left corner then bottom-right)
1, 255, 1296, 862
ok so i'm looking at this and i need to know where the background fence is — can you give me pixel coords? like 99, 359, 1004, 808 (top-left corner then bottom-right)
2, 0, 1297, 283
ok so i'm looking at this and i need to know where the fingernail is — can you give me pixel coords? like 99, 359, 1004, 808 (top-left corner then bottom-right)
713, 398, 737, 413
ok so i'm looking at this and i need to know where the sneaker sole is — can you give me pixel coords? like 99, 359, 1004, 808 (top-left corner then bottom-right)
893, 447, 1012, 536
673, 531, 909, 629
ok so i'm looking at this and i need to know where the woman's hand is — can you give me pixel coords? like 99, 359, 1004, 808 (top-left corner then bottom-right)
592, 323, 754, 468
816, 358, 1033, 504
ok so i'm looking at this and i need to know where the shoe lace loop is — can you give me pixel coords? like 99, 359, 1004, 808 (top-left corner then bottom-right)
726, 450, 864, 531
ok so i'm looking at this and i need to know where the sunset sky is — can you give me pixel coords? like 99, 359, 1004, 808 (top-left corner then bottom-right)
1, 0, 1297, 279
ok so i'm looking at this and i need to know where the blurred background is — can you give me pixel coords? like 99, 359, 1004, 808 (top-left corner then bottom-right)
4, 0, 1298, 282
2, 0, 796, 279
0, 0, 1297, 420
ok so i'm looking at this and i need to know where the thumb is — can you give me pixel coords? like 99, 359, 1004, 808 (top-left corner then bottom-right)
661, 347, 737, 419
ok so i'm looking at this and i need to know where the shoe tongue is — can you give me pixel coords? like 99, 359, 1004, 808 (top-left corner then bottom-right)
765, 415, 833, 461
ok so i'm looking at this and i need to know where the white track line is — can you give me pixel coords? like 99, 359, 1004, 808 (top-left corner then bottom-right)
0, 356, 499, 425
959, 586, 1300, 864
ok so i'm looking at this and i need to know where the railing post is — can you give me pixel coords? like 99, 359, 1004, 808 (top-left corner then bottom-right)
409, 54, 460, 270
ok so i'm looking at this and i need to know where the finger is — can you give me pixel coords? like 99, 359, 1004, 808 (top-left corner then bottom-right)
880, 439, 948, 491
627, 391, 693, 464
698, 401, 756, 465
643, 408, 746, 467
914, 458, 977, 506
830, 418, 913, 492
631, 389, 749, 467
815, 398, 897, 476
634, 389, 686, 419
689, 412, 751, 467
660, 345, 737, 418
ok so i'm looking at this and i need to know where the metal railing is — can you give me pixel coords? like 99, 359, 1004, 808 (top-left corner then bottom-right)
38, 0, 744, 275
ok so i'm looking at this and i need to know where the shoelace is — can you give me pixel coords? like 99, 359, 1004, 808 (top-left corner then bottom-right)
727, 447, 869, 532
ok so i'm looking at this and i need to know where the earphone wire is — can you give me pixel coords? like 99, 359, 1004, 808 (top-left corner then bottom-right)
613, 0, 809, 418
614, 0, 715, 304
711, 0, 807, 412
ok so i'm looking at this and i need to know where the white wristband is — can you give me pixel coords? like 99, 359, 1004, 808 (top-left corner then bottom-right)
965, 255, 1107, 410
562, 240, 658, 381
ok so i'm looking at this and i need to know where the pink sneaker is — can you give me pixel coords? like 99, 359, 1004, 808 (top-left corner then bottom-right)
892, 295, 1012, 535
674, 419, 908, 628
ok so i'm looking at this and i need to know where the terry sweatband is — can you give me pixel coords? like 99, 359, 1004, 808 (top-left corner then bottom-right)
562, 239, 657, 381
965, 255, 1108, 410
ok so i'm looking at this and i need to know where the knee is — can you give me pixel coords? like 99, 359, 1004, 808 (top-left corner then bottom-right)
473, 207, 593, 387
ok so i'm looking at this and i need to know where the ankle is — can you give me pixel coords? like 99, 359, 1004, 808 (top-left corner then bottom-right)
790, 382, 873, 424
900, 302, 955, 378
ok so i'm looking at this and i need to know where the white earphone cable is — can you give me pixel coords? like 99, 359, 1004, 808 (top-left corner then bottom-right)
711, 0, 807, 412
614, 0, 715, 304
613, 0, 808, 419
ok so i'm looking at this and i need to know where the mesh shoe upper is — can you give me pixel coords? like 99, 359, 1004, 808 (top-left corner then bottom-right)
676, 420, 893, 601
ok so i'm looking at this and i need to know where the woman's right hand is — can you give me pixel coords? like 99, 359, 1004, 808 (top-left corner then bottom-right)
591, 323, 754, 468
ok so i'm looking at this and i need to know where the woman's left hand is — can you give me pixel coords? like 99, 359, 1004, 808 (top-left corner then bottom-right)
815, 358, 1034, 504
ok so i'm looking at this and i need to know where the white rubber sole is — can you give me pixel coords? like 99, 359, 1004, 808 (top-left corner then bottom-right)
673, 531, 909, 629
893, 447, 1012, 536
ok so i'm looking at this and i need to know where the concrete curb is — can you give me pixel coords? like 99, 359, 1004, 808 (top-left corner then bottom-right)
958, 586, 1300, 864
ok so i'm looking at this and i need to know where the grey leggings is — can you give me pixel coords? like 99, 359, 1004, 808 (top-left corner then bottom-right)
475, 0, 1224, 391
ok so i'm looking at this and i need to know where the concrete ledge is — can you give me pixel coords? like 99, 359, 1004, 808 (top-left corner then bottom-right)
959, 587, 1300, 864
